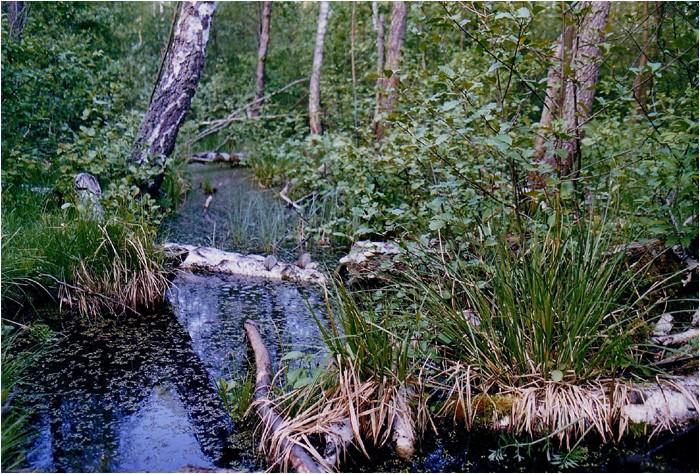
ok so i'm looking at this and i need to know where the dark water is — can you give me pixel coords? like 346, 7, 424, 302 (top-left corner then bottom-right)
18, 164, 329, 472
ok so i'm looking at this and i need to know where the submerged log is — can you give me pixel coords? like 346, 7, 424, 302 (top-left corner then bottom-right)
188, 151, 246, 165
244, 320, 328, 473
163, 243, 326, 285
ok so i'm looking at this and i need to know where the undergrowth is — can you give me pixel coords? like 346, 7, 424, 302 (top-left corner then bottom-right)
2, 191, 168, 320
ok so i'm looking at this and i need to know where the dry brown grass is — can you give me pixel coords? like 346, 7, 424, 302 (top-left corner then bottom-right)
430, 362, 699, 448
58, 225, 168, 319
253, 360, 428, 472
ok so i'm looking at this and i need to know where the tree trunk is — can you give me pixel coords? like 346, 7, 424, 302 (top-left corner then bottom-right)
350, 3, 358, 133
373, 1, 408, 140
372, 2, 386, 130
130, 1, 216, 195
532, 24, 574, 165
555, 1, 610, 176
308, 1, 330, 136
633, 2, 663, 112
5, 1, 28, 41
250, 1, 272, 118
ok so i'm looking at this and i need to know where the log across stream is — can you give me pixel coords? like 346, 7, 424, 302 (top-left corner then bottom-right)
13, 165, 699, 473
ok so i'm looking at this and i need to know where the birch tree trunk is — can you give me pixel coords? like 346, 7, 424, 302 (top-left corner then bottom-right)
308, 1, 330, 136
554, 1, 610, 176
373, 1, 408, 140
250, 1, 272, 118
5, 1, 28, 41
130, 1, 216, 195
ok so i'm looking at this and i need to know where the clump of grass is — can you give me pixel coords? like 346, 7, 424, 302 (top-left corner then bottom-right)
402, 215, 686, 443
58, 222, 169, 319
227, 192, 293, 254
413, 218, 655, 384
257, 282, 428, 470
2, 193, 168, 320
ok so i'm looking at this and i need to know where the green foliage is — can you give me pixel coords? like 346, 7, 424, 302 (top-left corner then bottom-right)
217, 374, 255, 422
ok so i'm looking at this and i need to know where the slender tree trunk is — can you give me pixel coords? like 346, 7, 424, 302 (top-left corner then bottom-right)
130, 1, 216, 195
350, 3, 358, 133
5, 1, 28, 41
555, 1, 610, 175
532, 24, 574, 164
372, 2, 386, 129
250, 1, 272, 118
372, 2, 385, 76
373, 1, 407, 140
308, 1, 329, 136
633, 2, 663, 112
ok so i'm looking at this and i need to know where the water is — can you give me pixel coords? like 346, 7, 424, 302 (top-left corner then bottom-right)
18, 164, 329, 472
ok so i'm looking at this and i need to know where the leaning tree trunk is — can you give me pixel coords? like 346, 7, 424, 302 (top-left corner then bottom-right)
250, 1, 272, 118
373, 1, 408, 140
130, 1, 216, 195
308, 1, 330, 136
554, 1, 610, 176
5, 1, 28, 41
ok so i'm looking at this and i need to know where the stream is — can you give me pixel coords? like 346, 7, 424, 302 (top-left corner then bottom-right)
16, 164, 699, 473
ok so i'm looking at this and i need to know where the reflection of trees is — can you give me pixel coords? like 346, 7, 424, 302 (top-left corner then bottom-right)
27, 312, 233, 472
25, 271, 329, 471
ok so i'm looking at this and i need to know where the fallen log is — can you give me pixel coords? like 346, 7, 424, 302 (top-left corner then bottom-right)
622, 375, 699, 429
391, 384, 416, 460
188, 151, 246, 164
244, 320, 328, 473
163, 243, 326, 285
652, 328, 699, 346
338, 241, 403, 283
444, 374, 699, 439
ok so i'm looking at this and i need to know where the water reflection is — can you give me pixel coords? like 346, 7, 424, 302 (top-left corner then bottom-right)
22, 312, 236, 472
168, 271, 327, 379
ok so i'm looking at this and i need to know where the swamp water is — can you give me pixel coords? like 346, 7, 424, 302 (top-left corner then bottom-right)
15, 165, 699, 472
19, 165, 327, 472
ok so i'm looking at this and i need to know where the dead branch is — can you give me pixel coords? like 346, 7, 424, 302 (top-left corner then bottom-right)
280, 182, 302, 210
652, 328, 699, 346
188, 151, 247, 164
193, 78, 307, 143
244, 320, 328, 473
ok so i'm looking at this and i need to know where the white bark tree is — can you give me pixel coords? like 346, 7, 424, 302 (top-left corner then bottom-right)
308, 1, 330, 135
130, 1, 217, 194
